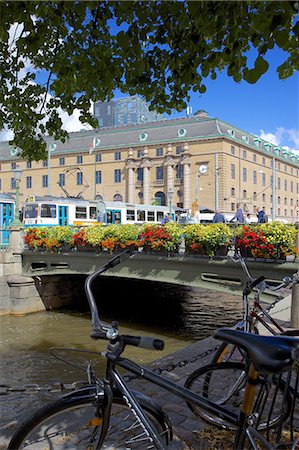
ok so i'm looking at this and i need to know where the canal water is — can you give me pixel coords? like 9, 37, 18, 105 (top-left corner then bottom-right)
0, 277, 243, 438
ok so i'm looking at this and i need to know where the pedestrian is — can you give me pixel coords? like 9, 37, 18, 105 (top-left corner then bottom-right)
230, 203, 244, 224
212, 210, 226, 223
161, 213, 171, 224
256, 207, 267, 223
244, 213, 251, 224
189, 201, 201, 223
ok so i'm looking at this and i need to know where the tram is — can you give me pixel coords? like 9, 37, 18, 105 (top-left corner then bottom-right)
23, 196, 173, 227
0, 193, 15, 246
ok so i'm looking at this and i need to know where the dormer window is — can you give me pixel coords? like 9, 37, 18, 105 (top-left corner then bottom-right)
227, 129, 235, 137
242, 136, 249, 143
177, 128, 187, 137
253, 138, 261, 148
139, 132, 148, 142
264, 143, 272, 152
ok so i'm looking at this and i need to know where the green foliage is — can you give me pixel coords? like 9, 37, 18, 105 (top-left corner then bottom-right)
1, 0, 298, 159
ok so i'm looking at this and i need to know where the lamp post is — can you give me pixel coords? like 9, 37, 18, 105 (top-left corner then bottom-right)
168, 187, 174, 219
10, 165, 22, 227
90, 136, 101, 199
47, 143, 57, 195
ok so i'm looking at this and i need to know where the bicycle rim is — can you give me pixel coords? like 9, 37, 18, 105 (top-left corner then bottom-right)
8, 395, 168, 449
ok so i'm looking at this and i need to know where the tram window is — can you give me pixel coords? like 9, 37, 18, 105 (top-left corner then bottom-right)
106, 211, 112, 224
126, 209, 135, 221
24, 204, 38, 218
147, 211, 155, 221
157, 211, 164, 222
137, 210, 145, 221
41, 204, 56, 218
89, 206, 97, 219
75, 206, 87, 219
115, 211, 121, 224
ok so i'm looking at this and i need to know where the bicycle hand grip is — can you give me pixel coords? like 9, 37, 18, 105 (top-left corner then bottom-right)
124, 335, 164, 351
250, 276, 266, 289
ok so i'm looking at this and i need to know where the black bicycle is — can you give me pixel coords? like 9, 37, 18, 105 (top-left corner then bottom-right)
8, 250, 299, 449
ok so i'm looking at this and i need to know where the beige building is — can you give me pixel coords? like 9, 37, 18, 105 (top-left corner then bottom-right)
0, 111, 298, 221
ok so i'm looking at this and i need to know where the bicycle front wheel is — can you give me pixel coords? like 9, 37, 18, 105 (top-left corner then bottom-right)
8, 391, 169, 449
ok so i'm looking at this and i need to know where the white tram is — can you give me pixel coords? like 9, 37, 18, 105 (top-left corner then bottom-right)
23, 196, 173, 227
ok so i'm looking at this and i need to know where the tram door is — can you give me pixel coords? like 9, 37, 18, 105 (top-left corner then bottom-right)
58, 206, 69, 226
106, 209, 121, 224
0, 202, 14, 246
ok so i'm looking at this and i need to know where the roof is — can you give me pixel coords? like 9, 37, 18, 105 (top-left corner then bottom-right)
0, 115, 298, 166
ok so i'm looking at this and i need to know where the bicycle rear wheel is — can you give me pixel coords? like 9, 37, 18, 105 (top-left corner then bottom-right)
8, 389, 169, 449
184, 362, 292, 431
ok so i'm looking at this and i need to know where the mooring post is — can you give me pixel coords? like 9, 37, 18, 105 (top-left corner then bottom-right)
290, 271, 299, 329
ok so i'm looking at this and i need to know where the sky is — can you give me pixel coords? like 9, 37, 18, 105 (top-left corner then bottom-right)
1, 23, 298, 153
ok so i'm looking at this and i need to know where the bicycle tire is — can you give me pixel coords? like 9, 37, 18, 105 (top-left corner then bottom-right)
8, 388, 169, 449
184, 362, 292, 431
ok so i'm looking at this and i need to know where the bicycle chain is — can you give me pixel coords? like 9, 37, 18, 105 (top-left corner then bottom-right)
0, 345, 220, 394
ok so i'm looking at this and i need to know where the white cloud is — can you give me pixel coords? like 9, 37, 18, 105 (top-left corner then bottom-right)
259, 127, 299, 154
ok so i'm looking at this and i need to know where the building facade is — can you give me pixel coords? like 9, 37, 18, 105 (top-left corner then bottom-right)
0, 111, 299, 222
93, 96, 165, 127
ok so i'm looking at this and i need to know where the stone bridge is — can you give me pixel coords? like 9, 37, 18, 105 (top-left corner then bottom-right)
0, 226, 298, 316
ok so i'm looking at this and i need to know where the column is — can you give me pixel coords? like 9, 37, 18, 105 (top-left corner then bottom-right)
143, 164, 151, 204
125, 148, 135, 203
165, 145, 175, 206
181, 143, 191, 209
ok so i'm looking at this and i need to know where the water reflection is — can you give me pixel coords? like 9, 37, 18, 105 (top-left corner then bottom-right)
0, 278, 242, 440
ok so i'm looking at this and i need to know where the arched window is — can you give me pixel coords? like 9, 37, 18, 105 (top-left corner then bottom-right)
113, 193, 123, 202
154, 191, 166, 206
231, 187, 235, 197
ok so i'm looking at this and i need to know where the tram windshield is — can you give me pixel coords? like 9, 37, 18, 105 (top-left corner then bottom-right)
24, 204, 38, 218
41, 204, 57, 218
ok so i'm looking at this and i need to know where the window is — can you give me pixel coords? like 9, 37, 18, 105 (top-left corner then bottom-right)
0, 179, 1, 190
147, 211, 155, 221
253, 192, 257, 201
231, 203, 236, 211
156, 148, 163, 157
137, 167, 144, 182
231, 187, 235, 197
137, 150, 143, 158
262, 173, 266, 186
59, 173, 65, 186
137, 210, 146, 221
242, 167, 247, 182
11, 162, 16, 169
75, 207, 87, 219
253, 170, 257, 184
96, 170, 102, 184
230, 146, 235, 155
77, 172, 83, 185
291, 181, 293, 192
176, 164, 183, 179
96, 154, 101, 162
11, 178, 16, 189
253, 154, 257, 162
297, 182, 299, 194
284, 164, 287, 173
126, 209, 135, 221
243, 150, 247, 159
243, 190, 247, 198
114, 152, 121, 161
262, 194, 266, 202
156, 166, 164, 180
277, 162, 281, 170
176, 146, 183, 154
26, 161, 32, 168
77, 155, 83, 164
278, 196, 281, 205
284, 197, 287, 205
277, 177, 281, 190
41, 204, 56, 218
114, 169, 121, 183
42, 175, 48, 188
90, 207, 97, 219
43, 160, 48, 167
284, 179, 287, 191
262, 157, 266, 165
59, 157, 65, 165
230, 164, 235, 179
26, 176, 32, 189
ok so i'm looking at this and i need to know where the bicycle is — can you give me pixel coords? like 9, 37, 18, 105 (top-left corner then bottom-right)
8, 250, 299, 449
185, 251, 299, 429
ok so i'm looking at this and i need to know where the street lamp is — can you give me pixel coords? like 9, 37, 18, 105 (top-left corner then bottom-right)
168, 188, 174, 218
10, 165, 22, 227
47, 143, 57, 195
90, 136, 101, 199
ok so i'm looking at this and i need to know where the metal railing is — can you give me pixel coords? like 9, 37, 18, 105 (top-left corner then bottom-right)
0, 226, 11, 251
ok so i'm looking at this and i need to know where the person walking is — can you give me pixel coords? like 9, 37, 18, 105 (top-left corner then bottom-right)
230, 203, 244, 224
189, 201, 200, 223
212, 210, 226, 223
256, 207, 267, 223
244, 213, 251, 224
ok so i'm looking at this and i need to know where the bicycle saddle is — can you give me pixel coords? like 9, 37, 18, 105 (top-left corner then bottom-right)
214, 328, 299, 373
